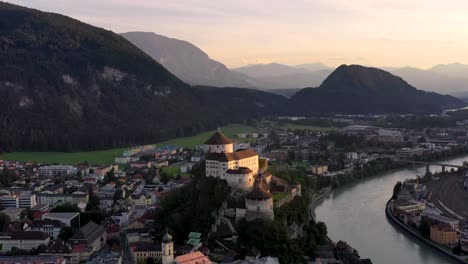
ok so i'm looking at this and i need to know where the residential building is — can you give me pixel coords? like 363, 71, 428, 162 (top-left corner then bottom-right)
0, 231, 50, 253
36, 192, 88, 206
87, 250, 122, 264
309, 165, 328, 175
430, 223, 458, 246
0, 194, 37, 208
0, 255, 66, 264
423, 212, 460, 230
39, 165, 77, 177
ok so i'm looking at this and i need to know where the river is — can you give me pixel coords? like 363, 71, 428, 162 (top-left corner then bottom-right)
314, 155, 468, 264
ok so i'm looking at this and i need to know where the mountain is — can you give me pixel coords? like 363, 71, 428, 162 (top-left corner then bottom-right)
384, 66, 468, 95
295, 63, 332, 72
0, 2, 285, 151
288, 65, 465, 115
232, 63, 333, 89
121, 32, 256, 88
429, 63, 468, 79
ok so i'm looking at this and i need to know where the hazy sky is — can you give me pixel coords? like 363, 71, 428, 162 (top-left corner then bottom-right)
9, 0, 468, 68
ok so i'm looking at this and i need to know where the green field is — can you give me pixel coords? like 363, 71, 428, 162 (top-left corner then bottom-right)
0, 124, 255, 165
160, 165, 190, 178
281, 124, 339, 131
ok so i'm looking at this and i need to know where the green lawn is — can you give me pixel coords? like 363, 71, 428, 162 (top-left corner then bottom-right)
0, 124, 255, 165
160, 165, 190, 178
273, 192, 288, 202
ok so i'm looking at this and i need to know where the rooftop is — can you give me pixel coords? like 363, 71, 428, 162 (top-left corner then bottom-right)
246, 179, 272, 200
175, 251, 212, 264
42, 212, 80, 220
204, 131, 233, 145
206, 149, 258, 162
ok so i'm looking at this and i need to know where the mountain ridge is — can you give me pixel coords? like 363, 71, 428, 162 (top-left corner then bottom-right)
121, 31, 258, 88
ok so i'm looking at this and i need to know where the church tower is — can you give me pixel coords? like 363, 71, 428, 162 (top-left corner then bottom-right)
161, 229, 174, 264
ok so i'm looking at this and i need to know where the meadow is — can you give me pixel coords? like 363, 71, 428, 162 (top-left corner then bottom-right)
1, 124, 256, 164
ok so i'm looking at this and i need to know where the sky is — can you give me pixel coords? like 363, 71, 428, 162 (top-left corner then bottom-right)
8, 0, 468, 68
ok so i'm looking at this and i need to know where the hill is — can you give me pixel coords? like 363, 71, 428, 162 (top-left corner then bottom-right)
288, 65, 465, 115
121, 32, 257, 88
0, 2, 284, 152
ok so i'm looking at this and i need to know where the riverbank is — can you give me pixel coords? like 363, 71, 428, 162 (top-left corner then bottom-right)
385, 198, 466, 263
313, 154, 468, 264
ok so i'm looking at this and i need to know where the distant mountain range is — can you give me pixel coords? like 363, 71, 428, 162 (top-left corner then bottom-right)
122, 31, 468, 97
232, 63, 333, 89
0, 3, 464, 151
121, 32, 258, 88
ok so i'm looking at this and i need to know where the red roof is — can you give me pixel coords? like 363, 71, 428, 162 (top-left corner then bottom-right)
107, 224, 120, 233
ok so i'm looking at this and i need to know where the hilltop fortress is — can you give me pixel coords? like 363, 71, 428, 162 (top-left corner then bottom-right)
204, 129, 274, 220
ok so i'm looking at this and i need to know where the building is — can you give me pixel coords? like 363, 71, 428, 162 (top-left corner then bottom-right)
345, 152, 358, 160
31, 219, 65, 240
430, 223, 458, 246
69, 221, 106, 253
245, 178, 274, 221
87, 250, 122, 264
131, 242, 162, 263
38, 165, 77, 177
161, 230, 174, 264
205, 130, 259, 191
0, 231, 50, 253
42, 212, 80, 229
0, 194, 37, 208
1, 208, 24, 221
423, 212, 460, 230
376, 129, 404, 144
175, 251, 212, 264
0, 255, 66, 264
36, 192, 89, 206
309, 165, 328, 175
396, 148, 425, 158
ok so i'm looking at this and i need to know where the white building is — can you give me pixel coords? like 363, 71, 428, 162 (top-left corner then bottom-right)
0, 231, 50, 253
36, 192, 88, 206
0, 194, 37, 208
205, 130, 259, 191
38, 165, 77, 177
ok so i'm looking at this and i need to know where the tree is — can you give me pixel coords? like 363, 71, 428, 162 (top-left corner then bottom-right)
392, 182, 402, 199
58, 226, 74, 241
419, 216, 431, 237
113, 189, 123, 204
0, 213, 10, 232
51, 203, 80, 213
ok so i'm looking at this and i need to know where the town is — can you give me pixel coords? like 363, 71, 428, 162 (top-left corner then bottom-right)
2, 114, 468, 264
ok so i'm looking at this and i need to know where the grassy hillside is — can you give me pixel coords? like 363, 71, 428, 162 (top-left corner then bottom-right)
0, 124, 255, 164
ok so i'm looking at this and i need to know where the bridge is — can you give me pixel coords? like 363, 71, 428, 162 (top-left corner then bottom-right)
393, 159, 468, 173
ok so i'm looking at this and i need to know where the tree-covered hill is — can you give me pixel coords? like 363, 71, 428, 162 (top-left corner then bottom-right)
0, 2, 286, 151
288, 65, 465, 115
